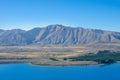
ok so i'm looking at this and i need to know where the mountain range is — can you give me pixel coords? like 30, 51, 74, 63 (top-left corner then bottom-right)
0, 24, 120, 46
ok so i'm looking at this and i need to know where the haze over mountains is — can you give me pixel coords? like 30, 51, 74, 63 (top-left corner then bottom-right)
0, 24, 120, 46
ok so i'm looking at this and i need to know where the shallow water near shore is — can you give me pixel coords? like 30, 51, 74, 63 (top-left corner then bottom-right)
0, 63, 120, 80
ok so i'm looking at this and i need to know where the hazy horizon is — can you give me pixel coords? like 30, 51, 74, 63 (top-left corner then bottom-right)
0, 24, 119, 32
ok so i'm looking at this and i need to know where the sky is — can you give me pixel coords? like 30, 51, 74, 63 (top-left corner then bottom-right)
0, 0, 120, 31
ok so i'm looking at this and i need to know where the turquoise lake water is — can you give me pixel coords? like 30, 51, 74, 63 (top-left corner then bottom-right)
0, 63, 120, 80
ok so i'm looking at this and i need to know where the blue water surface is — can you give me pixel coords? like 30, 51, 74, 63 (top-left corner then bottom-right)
0, 63, 120, 80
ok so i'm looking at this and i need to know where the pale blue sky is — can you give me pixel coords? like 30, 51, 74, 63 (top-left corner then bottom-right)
0, 0, 120, 31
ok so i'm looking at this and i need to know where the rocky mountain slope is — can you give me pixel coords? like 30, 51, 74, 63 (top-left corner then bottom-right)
0, 24, 120, 46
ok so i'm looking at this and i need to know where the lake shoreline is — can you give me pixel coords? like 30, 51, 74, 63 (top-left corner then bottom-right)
30, 61, 100, 66
0, 60, 119, 66
0, 50, 120, 66
0, 60, 113, 66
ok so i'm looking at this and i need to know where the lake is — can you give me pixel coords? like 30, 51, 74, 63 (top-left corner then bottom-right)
0, 63, 120, 80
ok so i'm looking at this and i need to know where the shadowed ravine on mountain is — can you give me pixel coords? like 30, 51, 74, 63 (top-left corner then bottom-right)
0, 24, 120, 46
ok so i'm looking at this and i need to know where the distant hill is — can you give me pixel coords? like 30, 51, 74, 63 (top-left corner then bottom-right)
0, 24, 120, 46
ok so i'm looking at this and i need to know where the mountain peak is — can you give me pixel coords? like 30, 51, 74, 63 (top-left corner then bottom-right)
46, 24, 66, 28
0, 25, 120, 46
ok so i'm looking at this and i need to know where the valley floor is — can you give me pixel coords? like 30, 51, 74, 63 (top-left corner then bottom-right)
0, 52, 98, 66
0, 44, 120, 66
0, 51, 120, 66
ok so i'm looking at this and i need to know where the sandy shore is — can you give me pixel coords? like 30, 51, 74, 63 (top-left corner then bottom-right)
0, 59, 98, 66
30, 61, 98, 66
